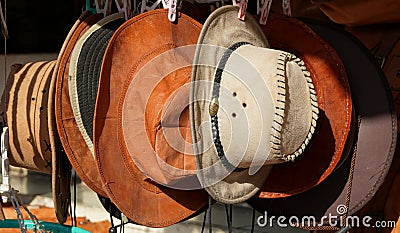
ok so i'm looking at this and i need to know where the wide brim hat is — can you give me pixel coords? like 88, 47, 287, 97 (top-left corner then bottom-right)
94, 9, 208, 227
54, 11, 107, 197
248, 17, 396, 225
0, 60, 71, 224
189, 6, 352, 204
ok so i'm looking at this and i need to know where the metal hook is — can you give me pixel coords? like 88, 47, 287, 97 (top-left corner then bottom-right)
141, 0, 162, 13
282, 0, 291, 16
232, 0, 247, 21
95, 0, 113, 17
115, 0, 132, 20
257, 0, 272, 25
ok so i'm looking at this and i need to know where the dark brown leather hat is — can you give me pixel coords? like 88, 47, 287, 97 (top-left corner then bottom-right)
248, 16, 396, 226
94, 9, 208, 227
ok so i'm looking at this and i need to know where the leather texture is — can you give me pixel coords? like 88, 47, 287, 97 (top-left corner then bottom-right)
347, 25, 400, 134
94, 9, 208, 227
341, 23, 400, 233
312, 0, 400, 26
54, 11, 107, 197
0, 60, 70, 224
258, 13, 353, 198
248, 18, 396, 226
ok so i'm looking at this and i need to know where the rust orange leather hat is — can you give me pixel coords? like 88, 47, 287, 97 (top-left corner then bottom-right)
0, 61, 71, 224
248, 16, 396, 227
94, 9, 208, 227
54, 11, 108, 197
257, 13, 354, 198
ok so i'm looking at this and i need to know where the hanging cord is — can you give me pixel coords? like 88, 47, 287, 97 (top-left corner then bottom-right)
251, 208, 256, 233
70, 170, 78, 227
108, 218, 129, 233
69, 193, 74, 227
121, 218, 125, 233
224, 204, 232, 232
201, 196, 213, 233
201, 202, 208, 233
208, 196, 212, 233
229, 204, 233, 231
73, 170, 77, 227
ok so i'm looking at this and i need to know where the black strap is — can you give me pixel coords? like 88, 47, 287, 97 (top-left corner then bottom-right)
210, 41, 251, 171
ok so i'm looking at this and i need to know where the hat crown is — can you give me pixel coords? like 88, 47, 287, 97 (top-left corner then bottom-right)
214, 44, 318, 169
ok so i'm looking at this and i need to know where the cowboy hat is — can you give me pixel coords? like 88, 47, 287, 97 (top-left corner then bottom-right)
0, 60, 71, 224
189, 6, 352, 204
54, 11, 108, 197
248, 16, 396, 227
93, 9, 208, 227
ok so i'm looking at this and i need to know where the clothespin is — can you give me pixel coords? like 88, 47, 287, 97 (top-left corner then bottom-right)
132, 0, 140, 15
0, 0, 8, 39
95, 0, 113, 17
161, 0, 178, 22
141, 0, 162, 13
168, 0, 178, 22
257, 0, 272, 25
282, 0, 291, 16
115, 0, 132, 20
232, 0, 247, 21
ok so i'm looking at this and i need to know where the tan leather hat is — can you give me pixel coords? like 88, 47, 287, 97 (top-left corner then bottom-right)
54, 11, 107, 197
190, 6, 353, 204
94, 9, 208, 227
0, 60, 71, 224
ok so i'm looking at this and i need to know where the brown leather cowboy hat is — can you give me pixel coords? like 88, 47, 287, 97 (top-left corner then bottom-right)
94, 9, 208, 227
54, 11, 107, 197
189, 6, 352, 204
248, 16, 396, 228
0, 60, 71, 224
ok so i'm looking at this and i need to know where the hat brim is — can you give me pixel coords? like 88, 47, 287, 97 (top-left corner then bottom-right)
51, 12, 94, 224
94, 9, 208, 227
54, 12, 108, 198
248, 18, 396, 222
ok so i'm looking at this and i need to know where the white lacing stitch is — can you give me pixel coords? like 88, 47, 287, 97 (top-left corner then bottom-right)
270, 52, 288, 157
283, 54, 319, 162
